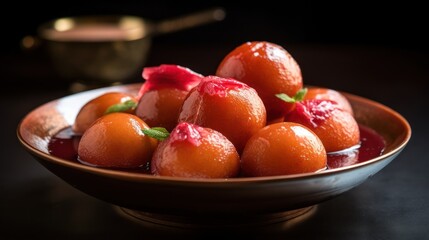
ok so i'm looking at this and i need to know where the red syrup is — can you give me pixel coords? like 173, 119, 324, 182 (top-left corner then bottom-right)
327, 124, 386, 169
48, 124, 386, 174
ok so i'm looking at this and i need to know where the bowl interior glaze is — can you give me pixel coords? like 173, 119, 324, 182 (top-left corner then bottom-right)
17, 83, 411, 225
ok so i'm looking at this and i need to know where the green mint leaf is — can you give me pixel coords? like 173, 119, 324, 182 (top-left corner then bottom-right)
105, 100, 137, 114
276, 88, 308, 103
275, 93, 296, 103
294, 88, 308, 102
142, 127, 170, 141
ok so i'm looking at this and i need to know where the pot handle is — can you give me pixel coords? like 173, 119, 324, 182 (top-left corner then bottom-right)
151, 7, 226, 36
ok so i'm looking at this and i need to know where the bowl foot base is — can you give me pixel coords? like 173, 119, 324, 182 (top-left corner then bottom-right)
117, 205, 316, 229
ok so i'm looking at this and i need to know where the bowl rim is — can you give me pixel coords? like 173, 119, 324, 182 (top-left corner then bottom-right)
16, 84, 411, 185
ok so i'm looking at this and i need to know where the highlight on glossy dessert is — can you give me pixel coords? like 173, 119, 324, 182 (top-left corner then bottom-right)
48, 40, 387, 179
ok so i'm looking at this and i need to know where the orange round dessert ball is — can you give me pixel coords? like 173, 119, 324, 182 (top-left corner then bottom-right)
73, 92, 137, 134
78, 113, 157, 168
241, 122, 327, 177
304, 87, 354, 115
284, 100, 360, 153
178, 76, 266, 153
304, 110, 359, 152
151, 122, 240, 179
136, 88, 187, 131
216, 41, 303, 121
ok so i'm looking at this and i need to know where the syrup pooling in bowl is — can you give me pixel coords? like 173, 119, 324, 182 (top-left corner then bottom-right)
47, 124, 386, 173
327, 124, 385, 168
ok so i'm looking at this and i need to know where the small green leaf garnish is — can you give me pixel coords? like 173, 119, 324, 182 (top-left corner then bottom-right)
275, 88, 308, 103
294, 88, 308, 102
142, 127, 170, 141
105, 100, 137, 114
275, 93, 296, 103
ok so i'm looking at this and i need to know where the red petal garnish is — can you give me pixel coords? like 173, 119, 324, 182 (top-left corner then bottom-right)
137, 64, 203, 99
196, 76, 248, 97
170, 122, 207, 146
285, 99, 339, 127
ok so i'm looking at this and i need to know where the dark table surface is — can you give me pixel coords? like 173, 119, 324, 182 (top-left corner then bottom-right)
1, 29, 428, 239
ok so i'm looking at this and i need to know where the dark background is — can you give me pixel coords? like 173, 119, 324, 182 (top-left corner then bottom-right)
2, 1, 428, 239
2, 1, 427, 53
2, 1, 427, 91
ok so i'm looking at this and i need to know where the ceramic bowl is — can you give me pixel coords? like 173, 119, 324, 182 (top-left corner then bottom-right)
17, 83, 411, 227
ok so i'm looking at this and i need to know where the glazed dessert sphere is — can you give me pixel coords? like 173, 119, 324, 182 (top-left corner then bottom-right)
241, 122, 327, 177
178, 76, 266, 153
78, 113, 156, 168
151, 122, 240, 178
216, 41, 303, 121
